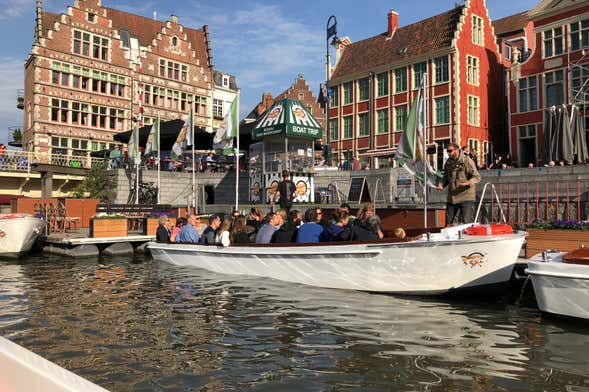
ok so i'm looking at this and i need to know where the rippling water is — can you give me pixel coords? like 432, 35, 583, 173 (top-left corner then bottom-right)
1, 254, 589, 391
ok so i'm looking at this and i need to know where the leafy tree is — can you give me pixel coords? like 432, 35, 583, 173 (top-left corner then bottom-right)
72, 163, 114, 202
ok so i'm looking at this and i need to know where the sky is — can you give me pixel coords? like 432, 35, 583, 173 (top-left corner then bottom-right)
0, 0, 539, 146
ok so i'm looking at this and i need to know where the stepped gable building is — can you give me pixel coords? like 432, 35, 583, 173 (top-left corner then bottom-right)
327, 0, 504, 169
504, 0, 589, 166
22, 0, 213, 159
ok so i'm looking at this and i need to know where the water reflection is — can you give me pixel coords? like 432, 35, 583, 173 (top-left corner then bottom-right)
0, 256, 588, 391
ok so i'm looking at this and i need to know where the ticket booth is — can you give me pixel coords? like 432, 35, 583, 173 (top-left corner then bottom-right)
249, 98, 323, 204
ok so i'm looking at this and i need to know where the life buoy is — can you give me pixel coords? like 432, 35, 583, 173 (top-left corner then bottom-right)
464, 224, 513, 236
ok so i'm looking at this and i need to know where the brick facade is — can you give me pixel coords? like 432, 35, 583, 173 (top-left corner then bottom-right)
23, 0, 212, 159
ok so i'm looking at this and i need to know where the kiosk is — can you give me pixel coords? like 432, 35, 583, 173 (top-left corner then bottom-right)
249, 98, 323, 204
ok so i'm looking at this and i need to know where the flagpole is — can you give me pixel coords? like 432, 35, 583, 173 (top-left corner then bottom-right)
157, 113, 161, 204
191, 110, 196, 213
423, 73, 428, 229
135, 125, 139, 205
235, 90, 241, 211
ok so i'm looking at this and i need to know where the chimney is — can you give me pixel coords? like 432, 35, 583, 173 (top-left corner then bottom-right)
387, 10, 398, 38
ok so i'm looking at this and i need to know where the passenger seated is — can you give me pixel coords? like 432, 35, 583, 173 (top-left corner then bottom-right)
215, 216, 233, 247
155, 215, 171, 243
296, 208, 324, 243
354, 202, 384, 239
176, 214, 201, 243
351, 216, 380, 241
271, 209, 301, 243
393, 227, 406, 240
170, 217, 187, 242
256, 212, 283, 244
320, 211, 352, 242
230, 216, 252, 244
199, 214, 222, 245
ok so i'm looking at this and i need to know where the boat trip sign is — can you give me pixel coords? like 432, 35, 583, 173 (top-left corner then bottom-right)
253, 98, 323, 140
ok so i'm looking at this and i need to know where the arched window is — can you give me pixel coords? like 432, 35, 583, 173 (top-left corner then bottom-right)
172, 36, 178, 47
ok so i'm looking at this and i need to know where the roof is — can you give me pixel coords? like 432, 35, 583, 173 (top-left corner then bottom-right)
331, 6, 463, 80
492, 11, 529, 36
528, 0, 583, 19
213, 70, 238, 91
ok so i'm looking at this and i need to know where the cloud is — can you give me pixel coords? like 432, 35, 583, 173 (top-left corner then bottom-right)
0, 57, 26, 144
0, 0, 34, 20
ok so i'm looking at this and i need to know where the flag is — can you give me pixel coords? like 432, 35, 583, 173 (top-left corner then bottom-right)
213, 96, 239, 152
128, 124, 139, 160
395, 87, 442, 187
144, 116, 159, 156
171, 109, 193, 160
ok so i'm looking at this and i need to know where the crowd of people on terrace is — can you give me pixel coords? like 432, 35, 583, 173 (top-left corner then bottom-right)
155, 202, 407, 246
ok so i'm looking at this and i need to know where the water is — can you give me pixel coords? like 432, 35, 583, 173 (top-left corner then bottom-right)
1, 255, 589, 391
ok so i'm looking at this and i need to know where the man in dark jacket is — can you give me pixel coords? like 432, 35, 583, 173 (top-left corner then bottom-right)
351, 216, 380, 241
155, 216, 171, 243
199, 214, 221, 244
272, 170, 296, 212
437, 143, 481, 225
271, 209, 301, 243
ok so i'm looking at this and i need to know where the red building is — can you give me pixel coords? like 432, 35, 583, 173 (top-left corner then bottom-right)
22, 0, 213, 159
503, 0, 589, 166
328, 0, 504, 170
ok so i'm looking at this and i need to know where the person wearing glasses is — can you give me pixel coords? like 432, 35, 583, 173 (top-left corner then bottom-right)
155, 215, 171, 243
437, 143, 481, 225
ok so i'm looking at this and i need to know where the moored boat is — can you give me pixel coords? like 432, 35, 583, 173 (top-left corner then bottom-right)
0, 214, 45, 257
149, 224, 526, 295
526, 248, 589, 320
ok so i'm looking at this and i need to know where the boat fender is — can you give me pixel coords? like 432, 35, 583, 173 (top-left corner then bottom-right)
464, 224, 513, 236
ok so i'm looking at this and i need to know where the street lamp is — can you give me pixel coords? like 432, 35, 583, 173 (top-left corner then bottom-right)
325, 15, 339, 166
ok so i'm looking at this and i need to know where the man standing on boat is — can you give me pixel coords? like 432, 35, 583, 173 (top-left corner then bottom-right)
272, 170, 296, 213
437, 143, 481, 225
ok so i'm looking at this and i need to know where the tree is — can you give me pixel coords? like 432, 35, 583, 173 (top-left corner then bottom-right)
72, 163, 114, 202
12, 128, 22, 142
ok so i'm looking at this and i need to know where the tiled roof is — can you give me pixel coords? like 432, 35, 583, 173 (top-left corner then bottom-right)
492, 11, 529, 36
331, 6, 463, 80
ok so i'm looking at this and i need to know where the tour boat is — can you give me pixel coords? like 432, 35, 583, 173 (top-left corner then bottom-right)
0, 213, 45, 257
526, 248, 589, 320
149, 224, 526, 295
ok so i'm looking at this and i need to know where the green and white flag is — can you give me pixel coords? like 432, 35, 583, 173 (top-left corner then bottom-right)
395, 88, 442, 187
171, 109, 193, 160
144, 115, 159, 156
213, 96, 239, 153
128, 124, 139, 160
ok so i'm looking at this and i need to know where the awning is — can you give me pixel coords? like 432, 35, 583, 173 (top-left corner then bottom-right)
252, 98, 323, 140
113, 119, 213, 151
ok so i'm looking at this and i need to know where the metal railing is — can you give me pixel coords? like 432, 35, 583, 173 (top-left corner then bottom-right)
0, 151, 104, 173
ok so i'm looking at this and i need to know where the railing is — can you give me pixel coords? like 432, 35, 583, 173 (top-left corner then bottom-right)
0, 151, 105, 172
477, 179, 589, 225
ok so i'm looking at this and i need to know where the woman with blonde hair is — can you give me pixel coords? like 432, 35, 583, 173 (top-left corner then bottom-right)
354, 202, 384, 239
215, 216, 233, 247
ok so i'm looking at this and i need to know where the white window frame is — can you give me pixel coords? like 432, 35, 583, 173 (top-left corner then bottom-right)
472, 15, 484, 46
542, 27, 564, 58
434, 56, 449, 84
376, 108, 389, 134
329, 118, 339, 141
518, 76, 538, 113
467, 95, 480, 126
570, 18, 589, 52
394, 104, 407, 132
434, 95, 450, 125
343, 82, 354, 105
466, 55, 479, 86
357, 112, 370, 137
343, 116, 353, 139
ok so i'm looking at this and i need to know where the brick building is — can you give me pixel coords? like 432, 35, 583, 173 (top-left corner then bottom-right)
22, 0, 213, 159
502, 0, 589, 166
327, 0, 504, 170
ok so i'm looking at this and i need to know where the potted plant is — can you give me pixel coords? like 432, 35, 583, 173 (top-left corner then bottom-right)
525, 219, 589, 257
89, 213, 128, 238
143, 212, 176, 235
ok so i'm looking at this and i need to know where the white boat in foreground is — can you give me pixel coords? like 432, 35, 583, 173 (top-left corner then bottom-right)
149, 225, 526, 295
526, 249, 589, 320
0, 214, 45, 257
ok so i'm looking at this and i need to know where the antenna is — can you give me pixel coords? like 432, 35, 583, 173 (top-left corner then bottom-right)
153, 11, 157, 20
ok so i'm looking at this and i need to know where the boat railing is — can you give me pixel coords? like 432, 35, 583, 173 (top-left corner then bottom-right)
475, 183, 506, 224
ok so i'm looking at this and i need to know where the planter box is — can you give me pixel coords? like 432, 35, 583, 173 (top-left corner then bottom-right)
89, 218, 128, 238
143, 217, 176, 236
526, 229, 589, 258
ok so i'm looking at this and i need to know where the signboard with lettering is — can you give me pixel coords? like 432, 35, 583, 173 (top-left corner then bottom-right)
252, 98, 323, 140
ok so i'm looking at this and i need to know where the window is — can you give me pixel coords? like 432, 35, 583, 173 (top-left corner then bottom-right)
518, 76, 538, 112
395, 67, 407, 93
377, 72, 388, 96
87, 13, 96, 23
434, 96, 450, 125
73, 30, 90, 56
413, 62, 427, 89
329, 119, 338, 141
358, 78, 369, 101
570, 19, 589, 51
572, 66, 589, 103
467, 56, 479, 85
504, 45, 512, 60
159, 59, 165, 77
358, 112, 370, 136
159, 59, 184, 80
434, 56, 449, 83
394, 105, 407, 132
518, 125, 537, 166
222, 75, 229, 87
329, 86, 339, 108
182, 65, 188, 82
377, 109, 389, 134
467, 96, 480, 126
194, 95, 207, 114
472, 15, 484, 45
545, 70, 564, 107
213, 99, 224, 118
172, 36, 178, 46
51, 99, 70, 123
73, 30, 108, 60
543, 27, 563, 58
343, 116, 353, 139
343, 82, 353, 104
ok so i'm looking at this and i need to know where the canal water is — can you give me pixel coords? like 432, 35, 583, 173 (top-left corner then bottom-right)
1, 255, 588, 391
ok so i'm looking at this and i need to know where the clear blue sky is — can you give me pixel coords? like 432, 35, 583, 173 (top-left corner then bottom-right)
0, 0, 538, 146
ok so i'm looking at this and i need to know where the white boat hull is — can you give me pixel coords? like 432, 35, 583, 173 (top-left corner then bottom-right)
149, 232, 525, 295
0, 215, 45, 257
527, 258, 589, 320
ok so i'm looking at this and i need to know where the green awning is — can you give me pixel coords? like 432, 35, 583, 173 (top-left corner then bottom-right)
252, 98, 323, 140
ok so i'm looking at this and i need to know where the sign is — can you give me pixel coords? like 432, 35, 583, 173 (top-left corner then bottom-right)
395, 167, 415, 201
348, 176, 371, 204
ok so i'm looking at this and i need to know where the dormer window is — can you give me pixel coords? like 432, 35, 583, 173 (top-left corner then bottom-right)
87, 13, 96, 23
222, 76, 229, 87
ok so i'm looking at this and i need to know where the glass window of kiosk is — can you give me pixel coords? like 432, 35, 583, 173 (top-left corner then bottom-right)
249, 142, 263, 176
264, 139, 285, 172
287, 139, 313, 173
